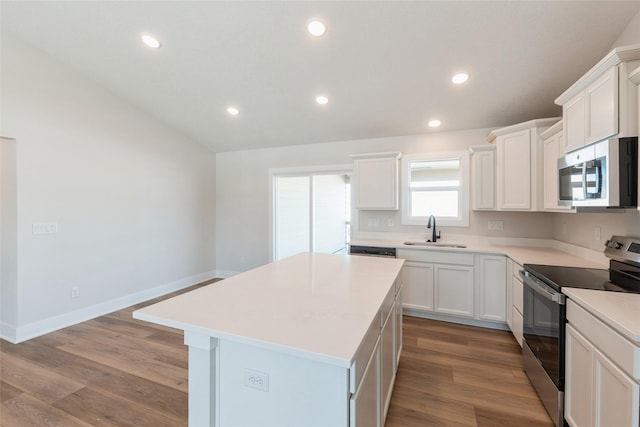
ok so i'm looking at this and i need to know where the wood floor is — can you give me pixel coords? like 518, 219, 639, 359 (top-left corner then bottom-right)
1, 281, 553, 427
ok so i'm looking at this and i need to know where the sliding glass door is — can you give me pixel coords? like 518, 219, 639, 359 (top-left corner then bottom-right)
273, 171, 350, 261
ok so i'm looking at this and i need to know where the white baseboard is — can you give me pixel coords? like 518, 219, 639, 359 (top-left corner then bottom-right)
215, 268, 242, 278
1, 270, 217, 344
402, 308, 509, 331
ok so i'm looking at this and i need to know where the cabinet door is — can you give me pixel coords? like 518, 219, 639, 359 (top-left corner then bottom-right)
586, 66, 618, 145
434, 264, 474, 317
350, 338, 380, 427
564, 93, 586, 153
506, 259, 514, 329
477, 255, 506, 322
497, 130, 531, 210
394, 289, 403, 368
401, 262, 434, 311
380, 309, 394, 422
594, 348, 640, 427
472, 150, 496, 210
354, 157, 398, 210
565, 324, 595, 427
510, 261, 524, 347
543, 132, 565, 210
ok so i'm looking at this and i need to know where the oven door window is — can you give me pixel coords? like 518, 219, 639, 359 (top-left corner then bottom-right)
523, 281, 564, 388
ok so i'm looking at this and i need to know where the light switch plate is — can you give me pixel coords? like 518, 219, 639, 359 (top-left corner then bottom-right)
32, 222, 58, 235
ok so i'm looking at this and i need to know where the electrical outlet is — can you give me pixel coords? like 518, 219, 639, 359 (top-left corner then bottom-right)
595, 226, 601, 241
562, 223, 567, 235
71, 286, 80, 298
387, 219, 394, 227
488, 220, 503, 231
32, 222, 58, 235
244, 369, 269, 391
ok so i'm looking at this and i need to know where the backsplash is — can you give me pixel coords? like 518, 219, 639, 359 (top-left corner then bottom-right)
553, 209, 640, 251
357, 210, 555, 240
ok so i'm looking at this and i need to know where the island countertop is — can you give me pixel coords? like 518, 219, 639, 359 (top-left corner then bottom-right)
133, 252, 404, 368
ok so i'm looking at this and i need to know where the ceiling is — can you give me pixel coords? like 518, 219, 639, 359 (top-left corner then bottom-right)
3, 1, 640, 153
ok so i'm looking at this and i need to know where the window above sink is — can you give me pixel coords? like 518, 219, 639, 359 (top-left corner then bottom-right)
401, 151, 470, 227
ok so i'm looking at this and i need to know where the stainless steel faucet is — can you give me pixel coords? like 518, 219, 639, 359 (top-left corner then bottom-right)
427, 214, 441, 242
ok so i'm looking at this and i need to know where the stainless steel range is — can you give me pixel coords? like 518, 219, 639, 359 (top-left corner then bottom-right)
520, 235, 640, 427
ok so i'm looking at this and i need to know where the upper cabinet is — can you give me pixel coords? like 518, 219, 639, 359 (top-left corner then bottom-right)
469, 145, 496, 211
540, 121, 573, 212
555, 45, 640, 153
351, 152, 402, 210
487, 118, 560, 211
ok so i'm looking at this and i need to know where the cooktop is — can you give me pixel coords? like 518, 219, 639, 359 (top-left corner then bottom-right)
523, 264, 637, 293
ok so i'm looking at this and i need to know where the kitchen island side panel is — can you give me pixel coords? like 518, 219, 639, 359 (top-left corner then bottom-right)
218, 339, 349, 427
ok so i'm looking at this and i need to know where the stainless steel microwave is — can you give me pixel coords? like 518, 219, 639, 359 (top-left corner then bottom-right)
558, 137, 638, 208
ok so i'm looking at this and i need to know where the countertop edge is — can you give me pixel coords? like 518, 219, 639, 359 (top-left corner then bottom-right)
563, 287, 640, 345
133, 309, 354, 368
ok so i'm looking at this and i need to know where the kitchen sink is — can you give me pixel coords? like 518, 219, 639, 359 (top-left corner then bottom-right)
403, 242, 467, 248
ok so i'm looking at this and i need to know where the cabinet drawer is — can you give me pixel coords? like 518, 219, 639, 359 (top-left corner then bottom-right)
350, 313, 381, 394
567, 300, 640, 381
397, 249, 474, 266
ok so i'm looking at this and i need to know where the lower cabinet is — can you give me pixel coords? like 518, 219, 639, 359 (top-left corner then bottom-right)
350, 278, 402, 427
565, 300, 640, 427
434, 264, 474, 317
506, 258, 524, 346
477, 255, 507, 322
350, 337, 380, 427
399, 250, 507, 328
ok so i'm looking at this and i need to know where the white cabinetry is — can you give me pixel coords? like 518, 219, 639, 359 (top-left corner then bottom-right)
487, 118, 560, 211
352, 152, 402, 210
469, 144, 496, 210
540, 121, 573, 212
476, 255, 506, 322
565, 300, 640, 427
506, 258, 524, 347
350, 277, 403, 427
555, 46, 640, 152
399, 250, 507, 329
434, 264, 474, 317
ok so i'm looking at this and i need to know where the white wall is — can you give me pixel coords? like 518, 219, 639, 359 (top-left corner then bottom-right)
216, 129, 555, 275
1, 34, 217, 342
1, 138, 18, 336
611, 9, 640, 48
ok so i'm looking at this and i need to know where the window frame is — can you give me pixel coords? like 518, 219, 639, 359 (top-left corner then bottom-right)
400, 151, 470, 227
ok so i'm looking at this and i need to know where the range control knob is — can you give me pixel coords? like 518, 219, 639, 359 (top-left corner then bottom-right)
605, 240, 624, 249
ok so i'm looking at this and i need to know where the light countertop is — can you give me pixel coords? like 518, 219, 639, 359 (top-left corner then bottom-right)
133, 252, 404, 368
563, 288, 640, 345
350, 238, 606, 268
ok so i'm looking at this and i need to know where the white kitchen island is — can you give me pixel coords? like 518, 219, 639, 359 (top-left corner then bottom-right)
133, 252, 404, 427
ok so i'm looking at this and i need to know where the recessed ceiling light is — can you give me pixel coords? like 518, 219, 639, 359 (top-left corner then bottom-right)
227, 106, 239, 116
451, 73, 469, 84
428, 119, 441, 128
141, 33, 162, 49
307, 19, 326, 37
315, 95, 329, 105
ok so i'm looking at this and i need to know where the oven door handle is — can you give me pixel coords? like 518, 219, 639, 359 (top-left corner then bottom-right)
519, 270, 566, 305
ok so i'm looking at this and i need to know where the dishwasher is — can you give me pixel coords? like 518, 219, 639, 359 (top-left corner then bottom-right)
349, 245, 397, 258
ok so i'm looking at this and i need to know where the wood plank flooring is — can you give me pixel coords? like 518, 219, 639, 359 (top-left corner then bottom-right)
1, 281, 553, 426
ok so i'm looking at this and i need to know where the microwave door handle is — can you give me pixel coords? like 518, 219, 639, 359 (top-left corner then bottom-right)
582, 163, 588, 197
518, 270, 566, 304
595, 163, 602, 196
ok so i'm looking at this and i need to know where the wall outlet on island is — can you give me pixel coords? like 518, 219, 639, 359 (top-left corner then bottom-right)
71, 286, 80, 299
244, 369, 269, 392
